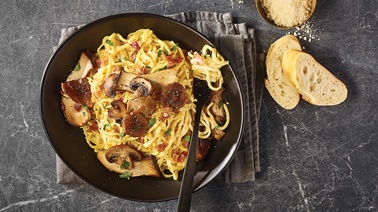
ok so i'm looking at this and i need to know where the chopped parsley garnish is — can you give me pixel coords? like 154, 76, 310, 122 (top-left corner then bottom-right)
82, 111, 86, 117
119, 131, 125, 138
82, 104, 88, 110
159, 65, 168, 71
149, 118, 156, 127
106, 39, 114, 46
120, 160, 130, 169
120, 56, 127, 62
102, 123, 110, 130
218, 100, 223, 109
132, 125, 142, 132
74, 63, 81, 71
184, 135, 191, 142
158, 49, 164, 57
165, 128, 172, 136
170, 43, 179, 51
158, 49, 168, 57
103, 119, 111, 130
119, 171, 131, 179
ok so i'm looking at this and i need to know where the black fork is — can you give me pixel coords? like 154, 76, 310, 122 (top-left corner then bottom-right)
177, 78, 212, 212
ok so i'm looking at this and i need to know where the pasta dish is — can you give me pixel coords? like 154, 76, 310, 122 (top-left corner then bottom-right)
60, 29, 230, 180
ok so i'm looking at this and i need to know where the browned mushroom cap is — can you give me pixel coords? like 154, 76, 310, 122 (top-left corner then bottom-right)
61, 78, 93, 107
115, 69, 177, 92
103, 66, 122, 98
108, 100, 127, 120
105, 144, 142, 169
122, 113, 149, 137
160, 82, 188, 111
129, 77, 153, 97
61, 96, 91, 127
97, 144, 161, 177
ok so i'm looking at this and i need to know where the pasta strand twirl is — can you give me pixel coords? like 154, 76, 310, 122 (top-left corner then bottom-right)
78, 29, 230, 180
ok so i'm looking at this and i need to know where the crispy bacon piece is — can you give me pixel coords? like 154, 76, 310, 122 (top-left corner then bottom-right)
160, 82, 187, 111
61, 78, 93, 107
88, 122, 99, 132
122, 112, 149, 137
131, 41, 141, 50
190, 52, 204, 65
164, 54, 183, 66
172, 150, 187, 163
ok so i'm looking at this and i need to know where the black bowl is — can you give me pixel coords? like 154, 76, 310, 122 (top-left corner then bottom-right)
40, 13, 244, 201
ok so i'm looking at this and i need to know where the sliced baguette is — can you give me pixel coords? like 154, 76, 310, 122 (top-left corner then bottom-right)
265, 35, 302, 109
282, 49, 348, 106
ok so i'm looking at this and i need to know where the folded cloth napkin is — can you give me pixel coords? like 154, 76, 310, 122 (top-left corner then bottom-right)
56, 11, 262, 184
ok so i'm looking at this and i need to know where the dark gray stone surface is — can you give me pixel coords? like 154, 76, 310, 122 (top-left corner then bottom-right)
1, 0, 377, 211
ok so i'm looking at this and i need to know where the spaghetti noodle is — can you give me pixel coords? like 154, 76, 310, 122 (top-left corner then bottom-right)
64, 29, 230, 180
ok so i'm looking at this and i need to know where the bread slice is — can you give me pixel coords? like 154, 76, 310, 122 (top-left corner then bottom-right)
282, 49, 348, 105
264, 35, 302, 109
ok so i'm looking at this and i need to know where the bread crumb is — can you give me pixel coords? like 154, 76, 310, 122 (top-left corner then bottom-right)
286, 21, 320, 42
261, 0, 311, 27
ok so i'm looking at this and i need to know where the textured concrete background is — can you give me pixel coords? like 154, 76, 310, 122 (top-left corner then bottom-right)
1, 0, 377, 211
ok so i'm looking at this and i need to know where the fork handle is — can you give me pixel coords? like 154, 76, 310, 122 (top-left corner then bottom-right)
176, 103, 204, 212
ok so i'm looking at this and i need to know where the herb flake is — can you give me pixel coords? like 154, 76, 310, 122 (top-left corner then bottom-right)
120, 160, 130, 169
184, 135, 191, 142
218, 100, 223, 109
159, 65, 167, 71
165, 128, 171, 136
74, 63, 81, 71
119, 171, 131, 179
149, 118, 156, 127
106, 39, 114, 46
170, 43, 179, 51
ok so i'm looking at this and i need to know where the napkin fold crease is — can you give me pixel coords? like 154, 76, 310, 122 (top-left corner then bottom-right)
55, 11, 263, 184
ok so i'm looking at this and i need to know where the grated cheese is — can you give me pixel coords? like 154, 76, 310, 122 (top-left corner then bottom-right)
261, 0, 312, 28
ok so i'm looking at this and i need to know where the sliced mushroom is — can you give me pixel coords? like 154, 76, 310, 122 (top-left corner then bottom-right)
129, 77, 153, 97
61, 78, 93, 107
105, 144, 142, 169
67, 50, 97, 81
61, 96, 91, 127
115, 69, 177, 92
103, 66, 122, 98
211, 128, 225, 140
160, 82, 188, 111
97, 144, 161, 178
196, 138, 211, 161
126, 96, 157, 117
108, 100, 127, 120
208, 87, 226, 125
122, 112, 149, 137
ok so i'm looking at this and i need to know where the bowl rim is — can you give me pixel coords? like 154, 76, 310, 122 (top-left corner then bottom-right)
40, 12, 245, 201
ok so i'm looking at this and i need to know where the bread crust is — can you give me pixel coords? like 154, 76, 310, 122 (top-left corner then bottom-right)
282, 49, 348, 105
265, 35, 302, 109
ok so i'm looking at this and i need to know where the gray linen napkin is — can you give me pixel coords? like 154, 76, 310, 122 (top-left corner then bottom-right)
55, 11, 262, 184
